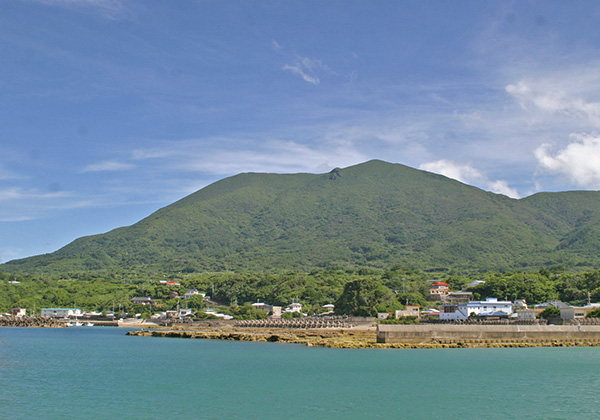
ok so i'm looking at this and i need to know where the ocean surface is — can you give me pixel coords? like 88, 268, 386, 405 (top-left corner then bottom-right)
1, 327, 599, 420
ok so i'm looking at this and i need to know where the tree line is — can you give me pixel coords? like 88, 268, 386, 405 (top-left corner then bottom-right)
1, 266, 599, 318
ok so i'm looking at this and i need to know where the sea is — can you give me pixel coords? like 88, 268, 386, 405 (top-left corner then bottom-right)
1, 327, 599, 420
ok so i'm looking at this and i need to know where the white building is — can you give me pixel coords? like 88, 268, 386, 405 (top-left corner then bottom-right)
11, 308, 26, 317
286, 302, 303, 313
184, 289, 205, 299
204, 309, 233, 320
440, 298, 513, 321
252, 301, 272, 312
179, 308, 193, 317
41, 308, 83, 318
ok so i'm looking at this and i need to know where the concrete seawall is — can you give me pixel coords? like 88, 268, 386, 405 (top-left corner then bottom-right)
377, 324, 600, 346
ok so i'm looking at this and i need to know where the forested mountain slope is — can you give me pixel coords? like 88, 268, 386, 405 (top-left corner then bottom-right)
4, 160, 600, 275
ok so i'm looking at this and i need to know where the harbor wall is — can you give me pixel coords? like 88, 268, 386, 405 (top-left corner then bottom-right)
377, 324, 600, 345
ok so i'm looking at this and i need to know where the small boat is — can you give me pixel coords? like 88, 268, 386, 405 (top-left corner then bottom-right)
85, 322, 94, 327
65, 322, 73, 327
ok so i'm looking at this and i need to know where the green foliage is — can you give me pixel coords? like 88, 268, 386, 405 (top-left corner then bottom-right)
4, 268, 600, 317
281, 311, 304, 319
334, 278, 401, 317
4, 160, 600, 276
538, 306, 561, 319
586, 307, 600, 318
379, 316, 419, 324
230, 304, 268, 320
471, 272, 559, 304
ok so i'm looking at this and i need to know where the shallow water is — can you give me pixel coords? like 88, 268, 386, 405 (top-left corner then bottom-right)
1, 327, 599, 419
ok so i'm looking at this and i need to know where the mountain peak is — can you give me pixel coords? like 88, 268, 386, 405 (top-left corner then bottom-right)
3, 160, 600, 274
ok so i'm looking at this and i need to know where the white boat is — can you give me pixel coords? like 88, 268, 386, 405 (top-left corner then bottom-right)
85, 322, 94, 327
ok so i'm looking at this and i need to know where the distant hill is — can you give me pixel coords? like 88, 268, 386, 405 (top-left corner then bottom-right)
3, 160, 600, 275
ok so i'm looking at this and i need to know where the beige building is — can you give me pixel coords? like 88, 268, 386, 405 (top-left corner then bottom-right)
428, 282, 449, 301
560, 305, 600, 320
395, 305, 421, 319
447, 291, 472, 305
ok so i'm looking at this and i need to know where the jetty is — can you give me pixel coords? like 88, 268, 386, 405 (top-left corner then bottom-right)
0, 315, 64, 328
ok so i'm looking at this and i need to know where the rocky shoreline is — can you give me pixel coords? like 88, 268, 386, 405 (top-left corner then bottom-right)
126, 325, 600, 349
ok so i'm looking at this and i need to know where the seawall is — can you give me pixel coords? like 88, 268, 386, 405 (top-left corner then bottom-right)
377, 324, 600, 347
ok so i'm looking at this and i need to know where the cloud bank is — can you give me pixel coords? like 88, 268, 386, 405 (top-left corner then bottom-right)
420, 159, 520, 198
535, 134, 600, 189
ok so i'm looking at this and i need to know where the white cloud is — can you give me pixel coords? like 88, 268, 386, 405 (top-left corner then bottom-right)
420, 159, 484, 184
28, 0, 130, 19
282, 64, 320, 85
133, 137, 366, 177
535, 133, 600, 188
82, 161, 135, 172
506, 78, 600, 127
0, 187, 68, 201
282, 55, 331, 85
487, 180, 520, 199
420, 159, 520, 198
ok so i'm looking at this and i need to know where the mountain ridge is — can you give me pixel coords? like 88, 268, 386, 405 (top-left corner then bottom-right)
3, 160, 600, 275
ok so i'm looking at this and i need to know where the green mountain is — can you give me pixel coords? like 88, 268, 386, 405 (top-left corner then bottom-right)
4, 160, 600, 275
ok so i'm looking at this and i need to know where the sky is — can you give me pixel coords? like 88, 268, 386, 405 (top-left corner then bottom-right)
2, 0, 600, 263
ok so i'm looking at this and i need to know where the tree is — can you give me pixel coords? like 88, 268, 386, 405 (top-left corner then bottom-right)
586, 307, 600, 318
538, 306, 560, 319
334, 278, 400, 316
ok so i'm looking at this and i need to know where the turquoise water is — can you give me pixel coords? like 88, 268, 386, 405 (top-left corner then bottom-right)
1, 327, 599, 419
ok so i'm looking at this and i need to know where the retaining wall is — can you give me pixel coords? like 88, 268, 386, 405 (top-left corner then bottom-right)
377, 324, 600, 345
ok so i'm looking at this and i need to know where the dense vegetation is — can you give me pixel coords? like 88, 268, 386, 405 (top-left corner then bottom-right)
3, 266, 600, 317
3, 160, 600, 276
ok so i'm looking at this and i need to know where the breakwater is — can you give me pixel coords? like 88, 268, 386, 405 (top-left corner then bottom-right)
377, 324, 600, 347
234, 318, 355, 329
0, 316, 64, 328
128, 323, 600, 349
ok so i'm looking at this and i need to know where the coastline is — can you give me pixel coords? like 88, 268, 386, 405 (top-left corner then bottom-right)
125, 324, 600, 349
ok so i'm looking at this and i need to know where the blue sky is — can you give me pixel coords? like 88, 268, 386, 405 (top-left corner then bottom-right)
2, 0, 600, 262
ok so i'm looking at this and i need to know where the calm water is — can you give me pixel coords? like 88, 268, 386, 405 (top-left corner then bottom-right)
1, 327, 599, 419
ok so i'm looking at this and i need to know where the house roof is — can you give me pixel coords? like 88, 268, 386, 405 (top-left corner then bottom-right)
431, 282, 449, 286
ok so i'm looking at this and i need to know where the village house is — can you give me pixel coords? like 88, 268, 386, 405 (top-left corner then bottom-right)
285, 302, 303, 313
516, 309, 538, 320
440, 297, 513, 321
184, 289, 206, 299
395, 305, 421, 319
560, 304, 600, 321
41, 308, 83, 318
204, 309, 233, 320
421, 308, 440, 318
322, 303, 335, 312
252, 301, 272, 312
271, 306, 282, 318
11, 308, 26, 317
179, 308, 193, 318
446, 291, 473, 305
428, 282, 450, 301
131, 297, 153, 305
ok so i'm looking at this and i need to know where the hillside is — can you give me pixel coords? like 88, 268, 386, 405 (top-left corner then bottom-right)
3, 160, 600, 275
